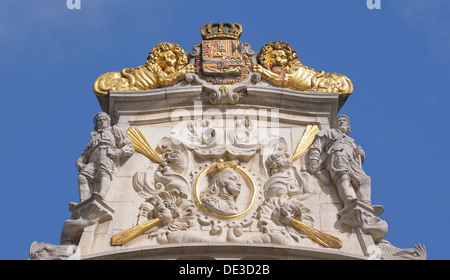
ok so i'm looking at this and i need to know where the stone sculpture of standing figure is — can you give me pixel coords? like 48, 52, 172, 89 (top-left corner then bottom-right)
307, 115, 371, 206
76, 112, 134, 202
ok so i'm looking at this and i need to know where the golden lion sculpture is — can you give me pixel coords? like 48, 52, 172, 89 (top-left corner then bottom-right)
93, 42, 195, 96
252, 41, 353, 94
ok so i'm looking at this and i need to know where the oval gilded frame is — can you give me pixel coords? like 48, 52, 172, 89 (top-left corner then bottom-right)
194, 161, 257, 219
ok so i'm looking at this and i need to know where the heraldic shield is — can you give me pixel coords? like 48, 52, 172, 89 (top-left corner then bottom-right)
202, 39, 244, 76
200, 23, 244, 77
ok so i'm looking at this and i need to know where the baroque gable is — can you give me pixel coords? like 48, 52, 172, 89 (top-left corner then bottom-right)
30, 22, 425, 260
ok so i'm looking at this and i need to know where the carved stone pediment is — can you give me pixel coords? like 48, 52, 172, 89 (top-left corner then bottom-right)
30, 22, 425, 260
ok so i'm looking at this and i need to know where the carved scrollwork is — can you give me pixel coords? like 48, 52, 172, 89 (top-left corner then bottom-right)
112, 190, 197, 245
203, 84, 246, 105
133, 149, 190, 200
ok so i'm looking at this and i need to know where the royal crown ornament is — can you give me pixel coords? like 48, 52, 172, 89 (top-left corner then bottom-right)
200, 22, 243, 40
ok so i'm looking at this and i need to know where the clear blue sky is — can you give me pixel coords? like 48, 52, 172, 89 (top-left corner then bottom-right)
1, 0, 448, 260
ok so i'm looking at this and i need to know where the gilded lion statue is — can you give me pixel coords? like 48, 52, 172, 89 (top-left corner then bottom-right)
252, 41, 353, 94
93, 42, 195, 96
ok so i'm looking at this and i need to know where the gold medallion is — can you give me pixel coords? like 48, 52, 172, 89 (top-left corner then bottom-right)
194, 159, 256, 219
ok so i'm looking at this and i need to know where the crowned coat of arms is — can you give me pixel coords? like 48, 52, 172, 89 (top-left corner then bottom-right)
200, 23, 244, 77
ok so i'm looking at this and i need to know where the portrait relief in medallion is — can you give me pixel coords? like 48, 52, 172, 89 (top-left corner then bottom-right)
194, 159, 256, 219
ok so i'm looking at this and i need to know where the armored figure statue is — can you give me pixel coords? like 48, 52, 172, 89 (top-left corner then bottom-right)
307, 115, 371, 206
76, 112, 134, 202
307, 115, 390, 243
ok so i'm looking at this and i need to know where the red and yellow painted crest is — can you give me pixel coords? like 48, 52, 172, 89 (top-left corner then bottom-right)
201, 39, 244, 76
197, 23, 251, 84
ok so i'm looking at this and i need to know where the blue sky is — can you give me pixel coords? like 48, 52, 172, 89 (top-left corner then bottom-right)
1, 0, 449, 260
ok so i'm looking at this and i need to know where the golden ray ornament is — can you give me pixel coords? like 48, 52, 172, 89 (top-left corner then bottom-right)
290, 219, 342, 248
291, 125, 320, 162
126, 127, 163, 163
111, 218, 161, 246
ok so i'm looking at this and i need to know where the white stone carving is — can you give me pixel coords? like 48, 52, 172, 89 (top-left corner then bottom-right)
76, 112, 134, 202
200, 169, 243, 217
29, 30, 426, 260
307, 115, 390, 245
250, 199, 314, 245
61, 193, 114, 245
376, 241, 427, 260
308, 115, 371, 206
29, 241, 78, 260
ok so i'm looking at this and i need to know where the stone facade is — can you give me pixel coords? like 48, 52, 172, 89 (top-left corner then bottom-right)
29, 23, 426, 260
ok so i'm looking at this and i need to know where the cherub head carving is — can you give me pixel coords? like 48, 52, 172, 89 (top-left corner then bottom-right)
271, 203, 304, 226
266, 151, 293, 176
159, 149, 186, 174
148, 190, 195, 230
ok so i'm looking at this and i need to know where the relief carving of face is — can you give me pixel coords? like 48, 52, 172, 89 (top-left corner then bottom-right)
154, 200, 177, 226
272, 203, 302, 226
267, 151, 292, 175
161, 150, 186, 173
201, 170, 243, 217
217, 171, 242, 199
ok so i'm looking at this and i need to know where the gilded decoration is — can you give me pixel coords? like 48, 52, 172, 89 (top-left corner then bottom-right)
196, 22, 252, 85
93, 42, 195, 95
88, 28, 355, 249
253, 41, 353, 95
30, 22, 428, 261
127, 127, 163, 164
92, 22, 354, 111
194, 159, 257, 219
110, 122, 345, 248
291, 125, 320, 163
